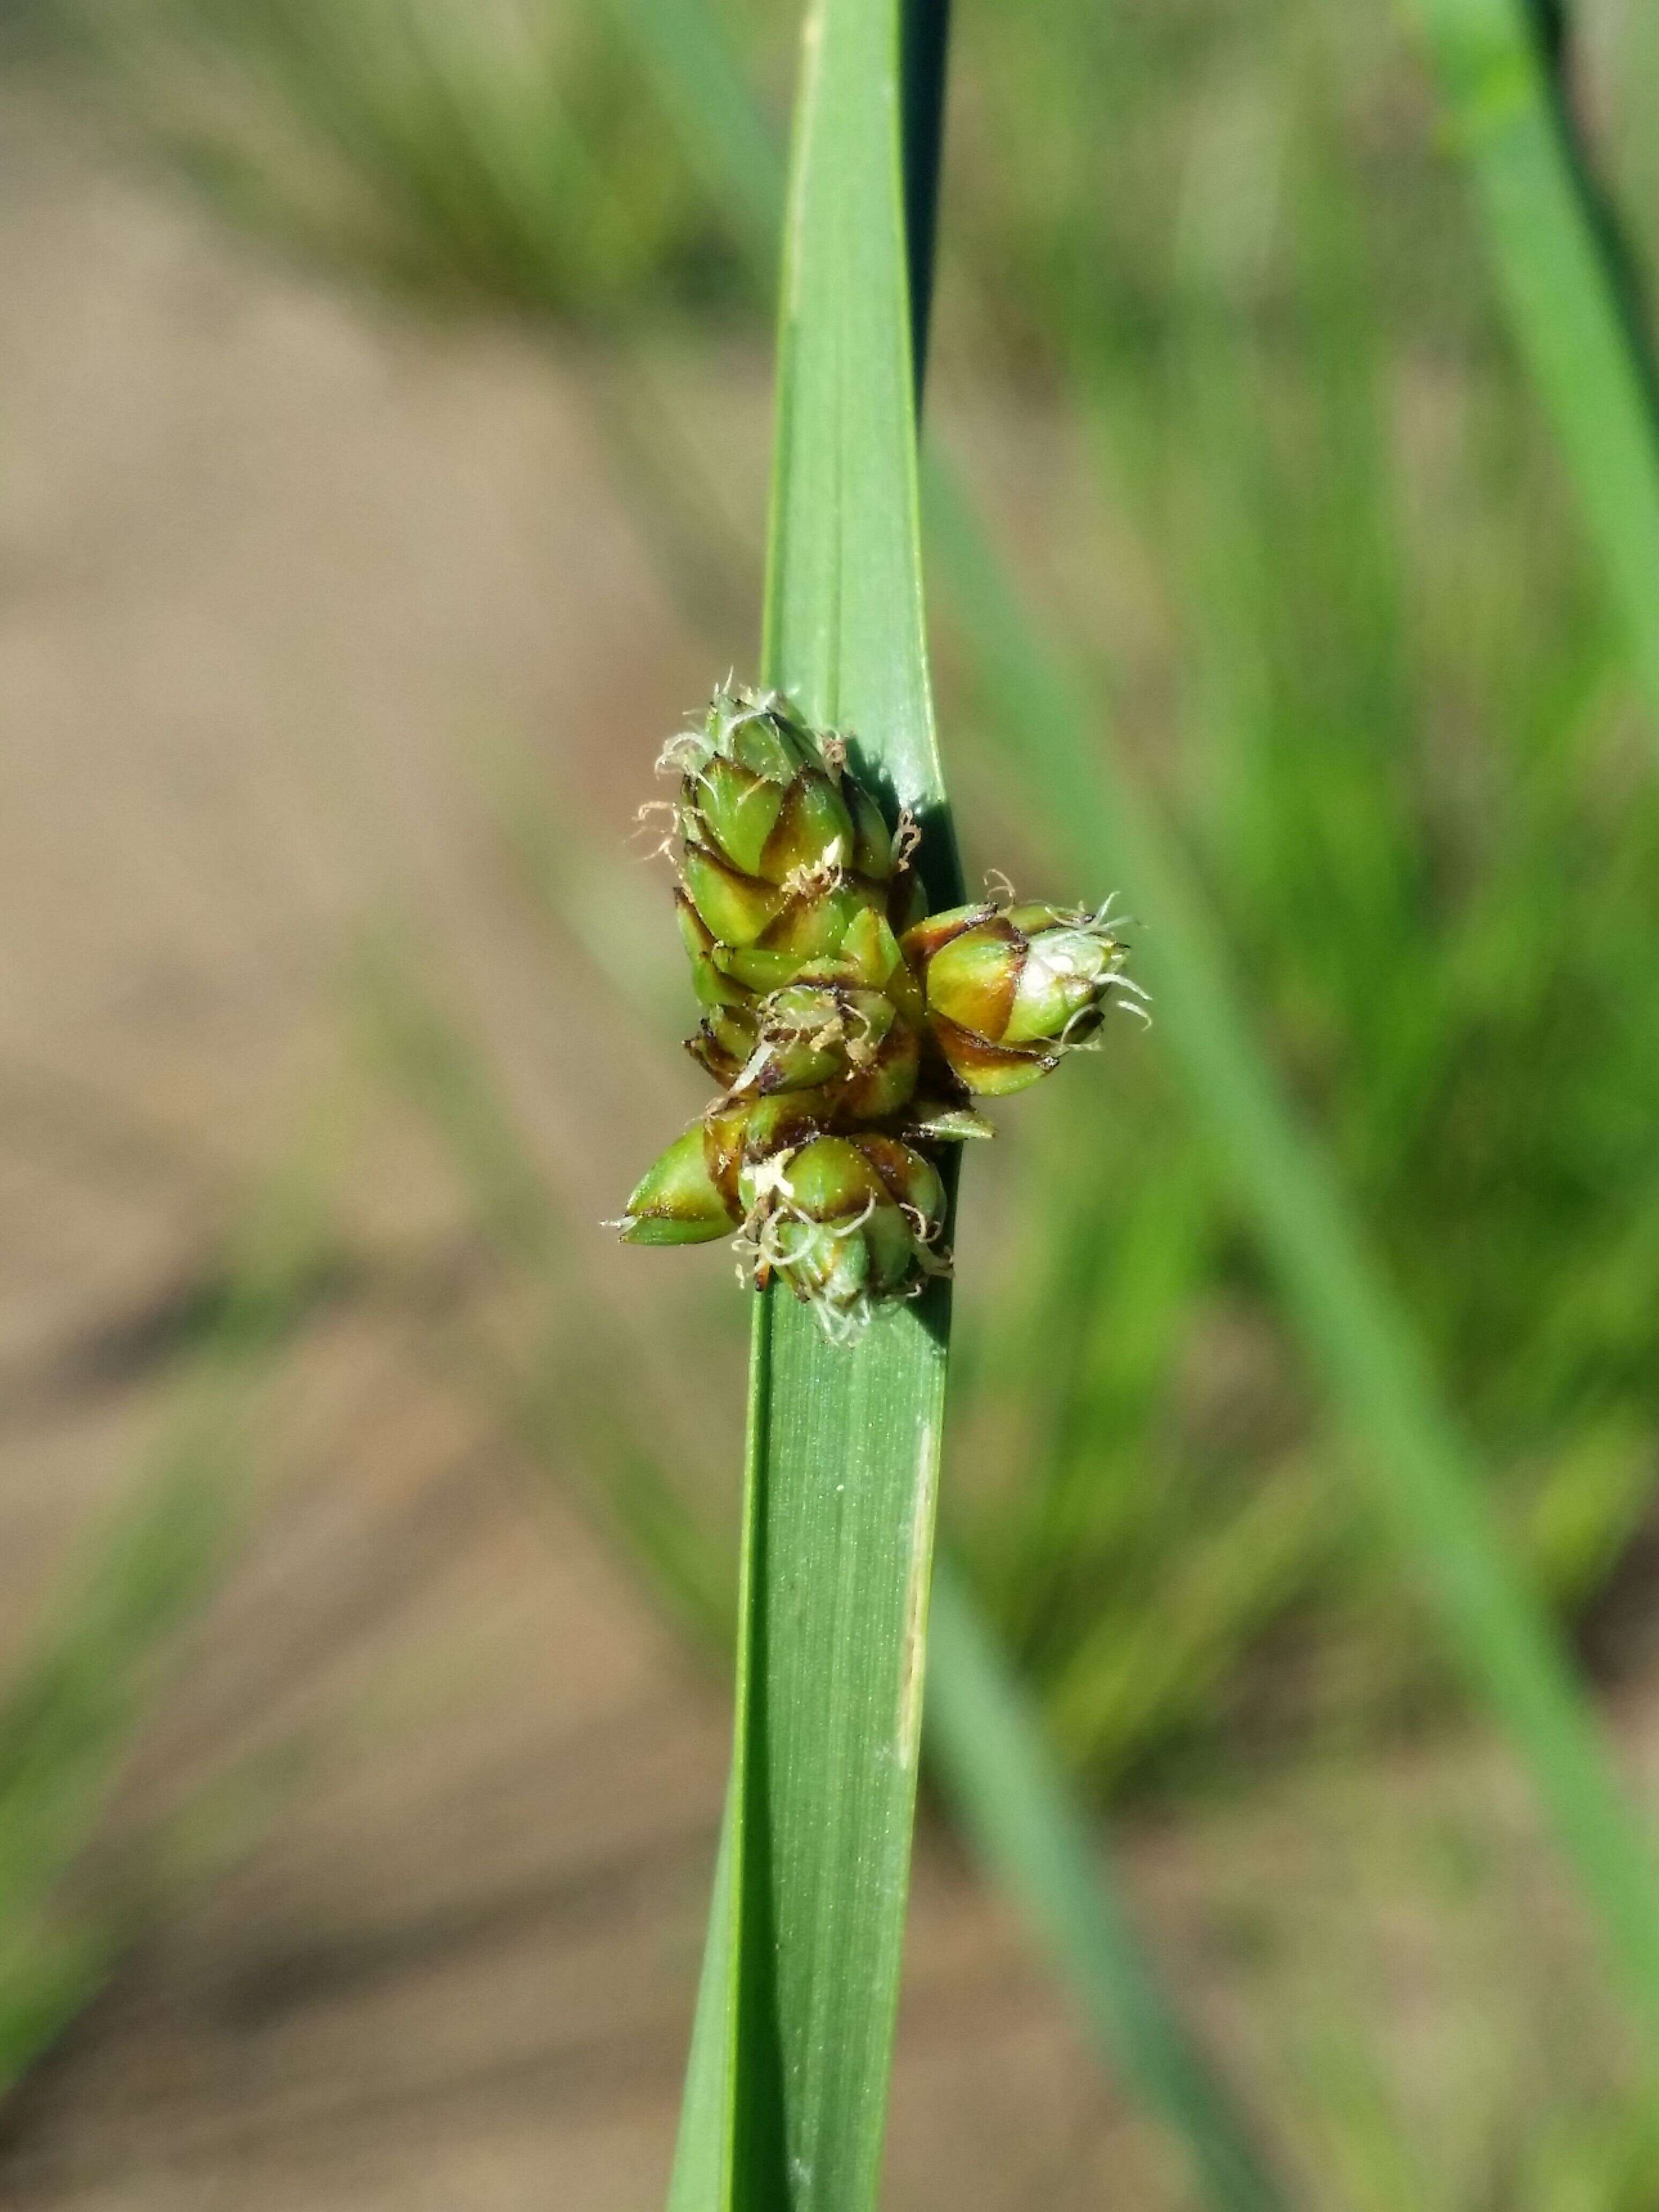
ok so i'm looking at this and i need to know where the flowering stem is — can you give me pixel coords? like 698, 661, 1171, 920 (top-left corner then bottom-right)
667, 3, 958, 2204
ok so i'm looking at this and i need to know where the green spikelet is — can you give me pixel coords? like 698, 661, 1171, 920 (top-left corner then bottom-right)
614, 1126, 732, 1246
904, 900, 1143, 1096
736, 1134, 947, 1344
664, 685, 923, 981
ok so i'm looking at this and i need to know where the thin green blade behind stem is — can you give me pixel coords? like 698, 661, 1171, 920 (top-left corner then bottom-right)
1406, 0, 1659, 746
923, 1562, 1284, 2212
670, 3, 960, 2208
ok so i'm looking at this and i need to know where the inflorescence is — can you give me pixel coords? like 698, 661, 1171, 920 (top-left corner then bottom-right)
614, 683, 1144, 1342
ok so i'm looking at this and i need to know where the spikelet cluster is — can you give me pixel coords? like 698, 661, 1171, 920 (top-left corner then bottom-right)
615, 683, 1142, 1340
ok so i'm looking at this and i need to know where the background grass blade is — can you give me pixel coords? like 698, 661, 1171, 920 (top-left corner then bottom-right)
671, 3, 962, 2204
923, 1560, 1284, 2212
1404, 0, 1659, 739
603, 0, 1659, 2050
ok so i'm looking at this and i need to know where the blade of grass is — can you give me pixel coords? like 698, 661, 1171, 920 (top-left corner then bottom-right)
671, 5, 964, 2204
1404, 0, 1659, 742
603, 0, 1659, 2051
924, 1559, 1282, 2212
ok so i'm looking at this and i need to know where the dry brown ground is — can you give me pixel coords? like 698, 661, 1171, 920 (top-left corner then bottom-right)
1, 97, 1652, 2212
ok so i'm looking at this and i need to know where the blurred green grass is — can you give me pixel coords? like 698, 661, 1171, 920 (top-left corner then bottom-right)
27, 0, 1659, 1800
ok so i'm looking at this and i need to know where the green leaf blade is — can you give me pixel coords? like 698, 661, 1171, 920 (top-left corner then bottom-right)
671, 4, 961, 2208
744, 1298, 949, 2206
764, 2, 955, 881
923, 1561, 1286, 2212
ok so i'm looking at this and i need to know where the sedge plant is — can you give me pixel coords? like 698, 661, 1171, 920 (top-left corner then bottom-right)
650, 1, 1144, 2197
